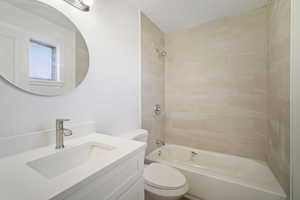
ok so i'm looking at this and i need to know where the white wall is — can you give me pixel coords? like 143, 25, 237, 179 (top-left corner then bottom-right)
0, 0, 140, 138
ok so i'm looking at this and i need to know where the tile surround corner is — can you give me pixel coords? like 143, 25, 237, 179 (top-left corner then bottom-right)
267, 0, 291, 195
141, 14, 165, 154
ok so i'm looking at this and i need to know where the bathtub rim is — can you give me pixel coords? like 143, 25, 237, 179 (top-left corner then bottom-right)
146, 144, 287, 199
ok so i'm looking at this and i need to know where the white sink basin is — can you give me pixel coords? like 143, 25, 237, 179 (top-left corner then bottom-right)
27, 142, 115, 179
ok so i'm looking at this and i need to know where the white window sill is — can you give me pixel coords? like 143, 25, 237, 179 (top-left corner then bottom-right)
29, 79, 64, 87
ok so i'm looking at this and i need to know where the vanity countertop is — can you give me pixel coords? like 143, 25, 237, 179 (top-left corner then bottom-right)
0, 133, 146, 200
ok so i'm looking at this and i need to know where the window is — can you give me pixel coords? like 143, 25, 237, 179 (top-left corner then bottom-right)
29, 40, 57, 81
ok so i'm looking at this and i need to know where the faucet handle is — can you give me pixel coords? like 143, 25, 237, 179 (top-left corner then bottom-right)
156, 139, 165, 146
56, 119, 70, 122
63, 128, 73, 136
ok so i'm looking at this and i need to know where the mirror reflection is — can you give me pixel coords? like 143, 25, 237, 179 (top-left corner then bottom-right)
0, 0, 89, 96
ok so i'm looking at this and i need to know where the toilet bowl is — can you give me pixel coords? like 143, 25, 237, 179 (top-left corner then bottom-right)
119, 130, 189, 200
144, 163, 188, 200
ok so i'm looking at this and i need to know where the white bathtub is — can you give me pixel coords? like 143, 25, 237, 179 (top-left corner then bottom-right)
146, 144, 286, 200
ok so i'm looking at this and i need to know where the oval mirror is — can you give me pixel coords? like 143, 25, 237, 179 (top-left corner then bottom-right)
0, 0, 89, 96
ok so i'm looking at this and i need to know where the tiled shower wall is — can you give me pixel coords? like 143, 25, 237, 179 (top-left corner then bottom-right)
164, 7, 269, 161
267, 0, 290, 195
141, 2, 290, 194
141, 14, 165, 154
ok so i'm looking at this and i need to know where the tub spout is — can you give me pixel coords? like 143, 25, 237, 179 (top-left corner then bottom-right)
156, 139, 165, 147
191, 151, 198, 160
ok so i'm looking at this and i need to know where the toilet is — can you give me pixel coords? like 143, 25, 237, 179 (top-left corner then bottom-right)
120, 130, 189, 200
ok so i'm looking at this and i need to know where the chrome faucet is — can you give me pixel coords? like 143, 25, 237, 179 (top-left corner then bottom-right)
156, 139, 165, 147
56, 119, 73, 149
191, 151, 198, 160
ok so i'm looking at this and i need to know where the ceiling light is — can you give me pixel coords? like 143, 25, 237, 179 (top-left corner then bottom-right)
63, 0, 94, 12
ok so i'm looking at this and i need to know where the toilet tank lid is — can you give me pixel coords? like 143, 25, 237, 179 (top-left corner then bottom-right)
120, 129, 148, 140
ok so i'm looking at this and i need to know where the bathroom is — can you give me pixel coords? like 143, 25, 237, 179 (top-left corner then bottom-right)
0, 0, 298, 200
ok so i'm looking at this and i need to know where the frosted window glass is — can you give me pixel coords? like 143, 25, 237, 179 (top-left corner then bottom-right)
29, 40, 56, 80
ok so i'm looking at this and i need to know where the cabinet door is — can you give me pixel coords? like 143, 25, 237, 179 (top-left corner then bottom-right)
59, 152, 144, 200
118, 178, 144, 200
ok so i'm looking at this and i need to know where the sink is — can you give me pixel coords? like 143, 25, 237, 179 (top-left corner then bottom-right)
27, 142, 115, 179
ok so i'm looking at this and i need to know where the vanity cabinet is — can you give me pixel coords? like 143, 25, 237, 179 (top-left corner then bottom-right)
118, 178, 144, 200
59, 152, 145, 200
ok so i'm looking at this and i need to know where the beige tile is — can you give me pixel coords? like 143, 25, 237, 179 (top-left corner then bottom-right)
268, 0, 290, 195
164, 7, 270, 162
142, 0, 290, 195
141, 14, 165, 154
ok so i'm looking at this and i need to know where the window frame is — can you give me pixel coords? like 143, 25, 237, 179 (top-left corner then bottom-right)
28, 39, 58, 81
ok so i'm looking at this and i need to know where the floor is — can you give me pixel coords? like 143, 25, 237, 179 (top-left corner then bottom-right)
145, 194, 190, 200
149, 197, 190, 200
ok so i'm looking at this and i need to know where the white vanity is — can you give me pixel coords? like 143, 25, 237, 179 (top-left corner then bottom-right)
0, 134, 146, 200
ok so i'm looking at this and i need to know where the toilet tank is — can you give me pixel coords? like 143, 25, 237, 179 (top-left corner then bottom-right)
120, 129, 148, 142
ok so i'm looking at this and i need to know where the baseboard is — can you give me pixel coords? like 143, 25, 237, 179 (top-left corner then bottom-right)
185, 194, 203, 200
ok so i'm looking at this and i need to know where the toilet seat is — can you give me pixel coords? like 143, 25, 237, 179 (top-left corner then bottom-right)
144, 163, 187, 190
145, 182, 189, 198
144, 163, 189, 198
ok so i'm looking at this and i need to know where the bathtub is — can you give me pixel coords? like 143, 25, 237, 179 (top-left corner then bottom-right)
146, 144, 286, 200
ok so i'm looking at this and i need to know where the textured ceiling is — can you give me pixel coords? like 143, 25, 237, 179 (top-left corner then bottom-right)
127, 0, 269, 32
